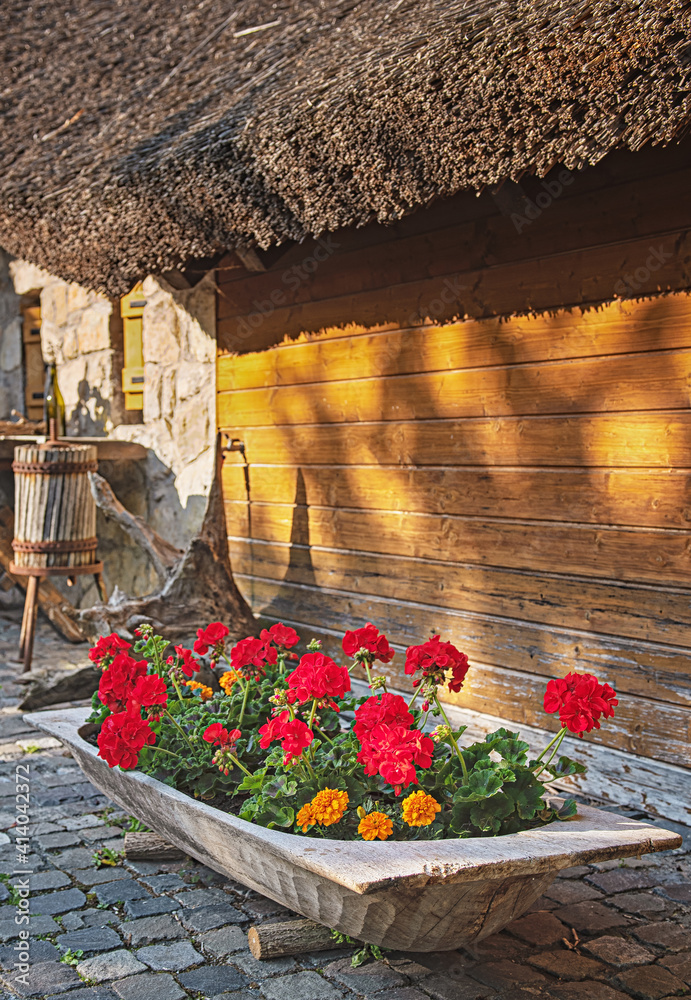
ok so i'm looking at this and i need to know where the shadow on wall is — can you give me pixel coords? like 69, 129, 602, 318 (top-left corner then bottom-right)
66, 379, 109, 437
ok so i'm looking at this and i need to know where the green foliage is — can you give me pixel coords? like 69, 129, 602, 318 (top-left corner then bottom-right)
92, 846, 123, 868
60, 949, 84, 966
329, 928, 388, 967
91, 625, 588, 843
0, 874, 21, 907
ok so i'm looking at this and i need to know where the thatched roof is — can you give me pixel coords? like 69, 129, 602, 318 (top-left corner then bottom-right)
1, 0, 690, 294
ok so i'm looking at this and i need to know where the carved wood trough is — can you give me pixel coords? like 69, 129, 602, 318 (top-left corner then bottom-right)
25, 707, 682, 952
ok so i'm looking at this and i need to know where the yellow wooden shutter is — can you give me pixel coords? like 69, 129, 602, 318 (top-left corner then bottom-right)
120, 283, 145, 410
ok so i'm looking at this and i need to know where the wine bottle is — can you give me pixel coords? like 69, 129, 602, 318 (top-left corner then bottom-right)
43, 362, 66, 440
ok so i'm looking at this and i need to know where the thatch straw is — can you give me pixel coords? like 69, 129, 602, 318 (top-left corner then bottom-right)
0, 0, 690, 294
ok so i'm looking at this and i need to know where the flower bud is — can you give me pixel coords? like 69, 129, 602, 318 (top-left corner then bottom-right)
431, 724, 451, 743
307, 638, 322, 652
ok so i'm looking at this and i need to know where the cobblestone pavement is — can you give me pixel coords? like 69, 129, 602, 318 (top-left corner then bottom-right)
0, 612, 688, 1000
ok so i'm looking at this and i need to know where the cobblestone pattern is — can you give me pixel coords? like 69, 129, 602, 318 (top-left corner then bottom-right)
0, 623, 688, 1000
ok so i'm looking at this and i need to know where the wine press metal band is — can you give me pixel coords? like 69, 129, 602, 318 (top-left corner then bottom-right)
12, 460, 98, 474
12, 537, 98, 554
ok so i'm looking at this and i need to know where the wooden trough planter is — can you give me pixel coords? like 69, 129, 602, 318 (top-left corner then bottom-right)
25, 707, 681, 952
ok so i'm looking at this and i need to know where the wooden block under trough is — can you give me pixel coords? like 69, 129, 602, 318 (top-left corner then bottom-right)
123, 831, 186, 860
248, 918, 352, 960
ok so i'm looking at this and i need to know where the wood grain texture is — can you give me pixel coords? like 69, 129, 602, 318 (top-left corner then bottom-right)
216, 183, 691, 786
224, 501, 691, 586
218, 348, 691, 427
222, 463, 691, 530
248, 919, 348, 959
232, 545, 691, 704
218, 294, 691, 388
25, 708, 682, 953
217, 165, 691, 324
236, 577, 691, 766
219, 411, 691, 469
0, 507, 85, 643
124, 831, 185, 860
229, 538, 691, 648
217, 229, 691, 348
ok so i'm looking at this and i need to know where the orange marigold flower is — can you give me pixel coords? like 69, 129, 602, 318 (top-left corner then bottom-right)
358, 811, 393, 841
185, 680, 214, 701
296, 803, 316, 832
310, 788, 349, 826
401, 790, 441, 827
219, 670, 240, 696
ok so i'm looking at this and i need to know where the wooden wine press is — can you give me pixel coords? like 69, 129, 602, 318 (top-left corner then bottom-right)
10, 439, 106, 672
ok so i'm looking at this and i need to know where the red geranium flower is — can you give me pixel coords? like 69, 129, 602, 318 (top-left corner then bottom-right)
353, 693, 414, 742
544, 672, 618, 736
261, 623, 300, 649
97, 709, 156, 769
129, 674, 168, 719
342, 623, 394, 664
168, 646, 200, 678
88, 633, 131, 667
258, 711, 314, 764
286, 652, 351, 705
203, 723, 241, 749
98, 654, 148, 713
193, 622, 230, 657
404, 635, 469, 692
258, 711, 288, 749
357, 722, 434, 794
230, 636, 277, 681
277, 718, 314, 764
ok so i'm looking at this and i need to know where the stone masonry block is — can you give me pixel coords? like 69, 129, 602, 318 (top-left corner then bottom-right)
613, 965, 688, 1000
506, 910, 570, 946
261, 971, 343, 1000
77, 948, 148, 983
112, 972, 186, 1000
583, 935, 655, 968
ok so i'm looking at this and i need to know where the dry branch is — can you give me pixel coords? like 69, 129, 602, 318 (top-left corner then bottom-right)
74, 436, 258, 641
88, 471, 183, 583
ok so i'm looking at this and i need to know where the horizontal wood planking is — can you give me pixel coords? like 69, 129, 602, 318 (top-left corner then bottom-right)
218, 294, 691, 391
218, 348, 691, 427
219, 411, 691, 469
223, 500, 691, 587
218, 168, 691, 321
221, 464, 691, 530
443, 703, 691, 826
241, 578, 690, 767
218, 142, 691, 290
217, 229, 691, 348
229, 537, 691, 649
236, 567, 691, 705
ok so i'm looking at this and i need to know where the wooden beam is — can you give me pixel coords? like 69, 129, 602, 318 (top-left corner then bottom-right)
235, 247, 267, 272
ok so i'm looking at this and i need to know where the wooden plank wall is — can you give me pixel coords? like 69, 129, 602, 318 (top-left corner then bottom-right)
217, 141, 691, 772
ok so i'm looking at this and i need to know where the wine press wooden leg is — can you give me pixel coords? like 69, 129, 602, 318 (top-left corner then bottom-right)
21, 575, 39, 674
18, 583, 29, 660
94, 572, 107, 603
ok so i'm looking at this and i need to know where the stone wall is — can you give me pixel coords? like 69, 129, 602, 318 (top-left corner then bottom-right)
114, 274, 217, 546
12, 260, 115, 435
0, 250, 24, 419
6, 260, 218, 605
